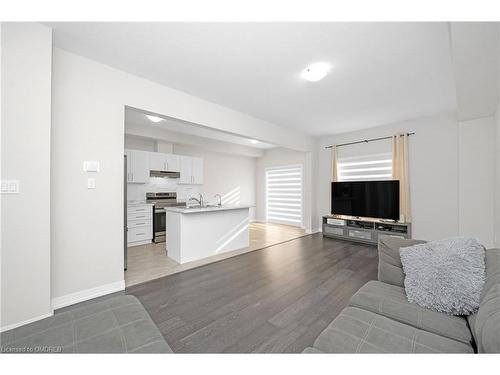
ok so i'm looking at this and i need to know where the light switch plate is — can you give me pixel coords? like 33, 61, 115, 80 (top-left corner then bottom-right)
1, 180, 20, 194
83, 161, 100, 172
87, 178, 96, 189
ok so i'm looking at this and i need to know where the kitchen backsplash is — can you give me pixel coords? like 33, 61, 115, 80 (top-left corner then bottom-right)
127, 177, 199, 202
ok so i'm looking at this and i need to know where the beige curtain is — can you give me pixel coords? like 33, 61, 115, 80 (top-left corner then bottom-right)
392, 134, 411, 222
331, 145, 338, 182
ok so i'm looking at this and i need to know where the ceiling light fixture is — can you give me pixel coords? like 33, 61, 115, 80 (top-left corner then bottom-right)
146, 115, 163, 123
301, 62, 331, 82
249, 139, 259, 144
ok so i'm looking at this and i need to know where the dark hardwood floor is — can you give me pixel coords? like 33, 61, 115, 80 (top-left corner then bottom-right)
126, 233, 378, 353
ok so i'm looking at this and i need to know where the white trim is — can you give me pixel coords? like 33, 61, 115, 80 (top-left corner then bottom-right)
306, 227, 322, 234
51, 280, 125, 310
127, 239, 152, 247
0, 311, 54, 333
252, 219, 268, 223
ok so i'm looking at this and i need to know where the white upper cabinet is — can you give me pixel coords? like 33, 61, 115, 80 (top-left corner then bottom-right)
179, 155, 203, 185
126, 149, 150, 183
192, 157, 203, 184
165, 154, 180, 172
126, 149, 201, 185
149, 152, 166, 171
149, 152, 181, 172
179, 155, 193, 184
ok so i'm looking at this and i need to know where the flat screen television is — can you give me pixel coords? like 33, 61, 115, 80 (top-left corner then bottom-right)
331, 180, 400, 221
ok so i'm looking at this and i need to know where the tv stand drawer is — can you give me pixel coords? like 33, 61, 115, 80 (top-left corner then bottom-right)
323, 226, 345, 236
348, 229, 372, 240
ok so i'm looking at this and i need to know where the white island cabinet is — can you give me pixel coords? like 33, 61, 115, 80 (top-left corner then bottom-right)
165, 206, 251, 264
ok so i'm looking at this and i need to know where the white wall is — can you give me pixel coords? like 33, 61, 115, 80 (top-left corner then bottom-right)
124, 135, 156, 152
495, 31, 500, 248
173, 145, 257, 219
124, 135, 174, 154
317, 112, 460, 241
51, 48, 314, 307
156, 141, 173, 154
127, 177, 199, 204
318, 112, 497, 246
458, 117, 496, 248
256, 147, 309, 229
126, 122, 264, 158
495, 102, 500, 247
1, 23, 53, 330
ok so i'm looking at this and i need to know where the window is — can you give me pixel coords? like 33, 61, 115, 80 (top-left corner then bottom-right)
338, 153, 392, 182
265, 165, 303, 227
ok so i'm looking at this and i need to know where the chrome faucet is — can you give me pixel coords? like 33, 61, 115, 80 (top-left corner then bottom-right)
214, 194, 222, 207
188, 193, 204, 207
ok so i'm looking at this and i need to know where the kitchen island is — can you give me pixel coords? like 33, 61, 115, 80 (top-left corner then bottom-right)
165, 205, 251, 264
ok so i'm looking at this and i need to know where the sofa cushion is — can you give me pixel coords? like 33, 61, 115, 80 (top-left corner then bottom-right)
400, 238, 485, 316
350, 281, 472, 345
468, 249, 500, 353
378, 236, 426, 287
0, 295, 173, 353
312, 307, 473, 353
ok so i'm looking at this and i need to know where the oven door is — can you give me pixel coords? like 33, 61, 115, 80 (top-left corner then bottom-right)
153, 208, 166, 243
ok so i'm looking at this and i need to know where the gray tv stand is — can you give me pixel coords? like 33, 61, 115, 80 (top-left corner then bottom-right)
322, 215, 412, 245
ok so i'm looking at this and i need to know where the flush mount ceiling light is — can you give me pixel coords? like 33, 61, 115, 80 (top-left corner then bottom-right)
301, 62, 331, 82
249, 139, 259, 144
146, 115, 163, 123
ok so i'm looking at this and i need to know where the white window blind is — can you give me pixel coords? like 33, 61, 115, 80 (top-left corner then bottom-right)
338, 153, 392, 182
266, 166, 303, 227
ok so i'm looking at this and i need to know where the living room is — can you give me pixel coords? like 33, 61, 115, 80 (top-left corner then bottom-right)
1, 1, 500, 373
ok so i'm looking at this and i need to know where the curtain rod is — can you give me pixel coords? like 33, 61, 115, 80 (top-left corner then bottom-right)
324, 132, 415, 149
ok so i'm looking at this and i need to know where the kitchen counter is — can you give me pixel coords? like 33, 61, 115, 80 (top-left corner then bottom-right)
127, 200, 153, 206
166, 205, 250, 264
164, 204, 252, 214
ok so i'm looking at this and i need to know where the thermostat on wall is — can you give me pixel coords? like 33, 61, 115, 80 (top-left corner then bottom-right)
83, 161, 100, 172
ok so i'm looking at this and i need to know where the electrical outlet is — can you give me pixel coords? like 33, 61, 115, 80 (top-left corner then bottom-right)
87, 178, 96, 189
1, 180, 19, 194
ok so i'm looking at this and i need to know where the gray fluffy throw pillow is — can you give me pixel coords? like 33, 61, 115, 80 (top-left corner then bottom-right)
400, 237, 485, 315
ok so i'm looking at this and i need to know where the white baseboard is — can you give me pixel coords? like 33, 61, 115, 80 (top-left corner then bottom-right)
128, 239, 151, 247
51, 280, 125, 310
306, 227, 322, 234
0, 311, 54, 333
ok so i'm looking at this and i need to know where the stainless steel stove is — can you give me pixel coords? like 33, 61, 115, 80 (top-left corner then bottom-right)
146, 192, 186, 243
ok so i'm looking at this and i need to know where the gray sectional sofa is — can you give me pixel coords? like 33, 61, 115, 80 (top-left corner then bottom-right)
303, 236, 500, 353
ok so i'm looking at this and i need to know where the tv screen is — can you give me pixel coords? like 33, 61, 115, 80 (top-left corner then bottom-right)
331, 180, 400, 221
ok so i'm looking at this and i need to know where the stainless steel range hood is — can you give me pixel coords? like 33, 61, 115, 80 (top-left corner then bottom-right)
149, 170, 180, 178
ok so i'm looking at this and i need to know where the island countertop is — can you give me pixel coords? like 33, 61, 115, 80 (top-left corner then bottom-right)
164, 205, 252, 214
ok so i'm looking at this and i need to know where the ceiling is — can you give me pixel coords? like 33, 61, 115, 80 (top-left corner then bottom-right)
125, 107, 275, 150
48, 22, 499, 136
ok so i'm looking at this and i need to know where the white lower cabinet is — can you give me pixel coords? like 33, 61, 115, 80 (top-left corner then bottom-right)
128, 226, 153, 243
127, 204, 153, 247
